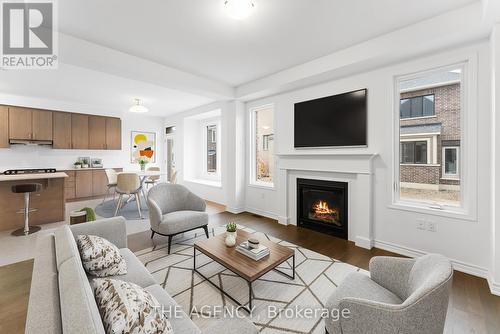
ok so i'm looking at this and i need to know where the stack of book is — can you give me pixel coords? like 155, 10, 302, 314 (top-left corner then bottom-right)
236, 241, 270, 261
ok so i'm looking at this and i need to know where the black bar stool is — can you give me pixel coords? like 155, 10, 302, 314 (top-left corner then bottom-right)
11, 183, 42, 236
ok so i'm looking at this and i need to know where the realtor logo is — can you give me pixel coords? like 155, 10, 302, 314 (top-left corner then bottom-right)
1, 0, 58, 69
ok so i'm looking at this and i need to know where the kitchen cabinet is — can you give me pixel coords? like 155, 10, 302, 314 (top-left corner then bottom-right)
71, 114, 89, 149
92, 170, 108, 196
8, 107, 32, 140
64, 168, 122, 201
89, 116, 107, 149
32, 109, 53, 140
53, 112, 72, 149
64, 170, 76, 200
105, 117, 122, 150
2, 104, 122, 150
8, 107, 52, 141
75, 170, 93, 198
0, 106, 8, 148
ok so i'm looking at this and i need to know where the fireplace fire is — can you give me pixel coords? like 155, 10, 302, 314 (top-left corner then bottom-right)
310, 200, 340, 226
297, 178, 348, 239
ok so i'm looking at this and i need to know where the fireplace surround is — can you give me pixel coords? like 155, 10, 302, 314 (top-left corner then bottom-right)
297, 178, 348, 239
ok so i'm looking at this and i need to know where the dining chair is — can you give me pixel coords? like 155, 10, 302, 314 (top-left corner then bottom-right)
102, 169, 118, 204
144, 166, 161, 189
114, 173, 143, 218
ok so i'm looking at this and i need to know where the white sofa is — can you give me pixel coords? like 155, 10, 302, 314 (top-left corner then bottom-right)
25, 217, 257, 334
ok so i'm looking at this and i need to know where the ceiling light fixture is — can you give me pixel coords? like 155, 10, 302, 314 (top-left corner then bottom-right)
129, 98, 148, 113
224, 0, 255, 20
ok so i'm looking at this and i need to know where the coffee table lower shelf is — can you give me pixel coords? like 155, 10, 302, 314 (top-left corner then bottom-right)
193, 247, 295, 313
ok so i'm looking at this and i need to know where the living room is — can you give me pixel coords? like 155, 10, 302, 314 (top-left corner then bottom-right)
1, 1, 500, 334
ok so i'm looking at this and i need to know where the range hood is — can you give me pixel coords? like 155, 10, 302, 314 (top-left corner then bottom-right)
9, 139, 53, 146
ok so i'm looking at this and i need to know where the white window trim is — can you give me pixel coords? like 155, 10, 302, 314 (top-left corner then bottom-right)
391, 58, 478, 221
249, 104, 275, 188
442, 146, 460, 180
201, 119, 221, 181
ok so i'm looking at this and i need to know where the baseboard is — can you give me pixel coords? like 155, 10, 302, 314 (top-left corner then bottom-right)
373, 239, 491, 283
277, 216, 290, 225
487, 275, 500, 296
244, 206, 279, 221
355, 236, 374, 249
225, 206, 245, 214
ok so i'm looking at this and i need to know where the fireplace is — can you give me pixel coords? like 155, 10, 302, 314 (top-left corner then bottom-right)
297, 178, 348, 239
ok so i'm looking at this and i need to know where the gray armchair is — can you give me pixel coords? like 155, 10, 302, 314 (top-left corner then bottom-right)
147, 183, 209, 253
325, 254, 453, 334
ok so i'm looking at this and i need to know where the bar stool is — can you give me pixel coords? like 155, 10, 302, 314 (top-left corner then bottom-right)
11, 183, 42, 236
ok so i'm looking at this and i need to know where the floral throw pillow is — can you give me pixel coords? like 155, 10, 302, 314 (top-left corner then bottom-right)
93, 278, 173, 334
76, 235, 127, 277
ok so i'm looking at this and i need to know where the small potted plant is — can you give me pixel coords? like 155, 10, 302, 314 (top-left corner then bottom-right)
82, 158, 90, 168
73, 161, 82, 169
225, 222, 237, 247
137, 156, 149, 171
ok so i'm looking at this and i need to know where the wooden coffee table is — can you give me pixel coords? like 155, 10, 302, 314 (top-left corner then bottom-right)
193, 230, 295, 312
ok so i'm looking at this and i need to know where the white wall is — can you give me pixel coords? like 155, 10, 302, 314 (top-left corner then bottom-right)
165, 102, 227, 205
490, 23, 500, 293
0, 95, 165, 171
245, 41, 493, 278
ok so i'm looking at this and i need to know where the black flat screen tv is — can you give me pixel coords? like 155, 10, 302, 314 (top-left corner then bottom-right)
294, 89, 367, 148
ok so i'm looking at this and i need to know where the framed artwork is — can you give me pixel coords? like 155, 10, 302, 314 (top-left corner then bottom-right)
131, 131, 156, 163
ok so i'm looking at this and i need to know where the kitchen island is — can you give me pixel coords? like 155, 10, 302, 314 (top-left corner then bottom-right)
0, 172, 68, 231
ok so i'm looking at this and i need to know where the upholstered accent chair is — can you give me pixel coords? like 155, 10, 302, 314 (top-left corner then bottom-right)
147, 183, 209, 253
325, 254, 453, 334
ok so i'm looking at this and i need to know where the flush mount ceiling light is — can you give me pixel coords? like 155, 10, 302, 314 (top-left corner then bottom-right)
224, 0, 256, 20
129, 98, 148, 113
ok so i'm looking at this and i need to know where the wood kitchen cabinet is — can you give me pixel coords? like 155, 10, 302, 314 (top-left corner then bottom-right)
2, 104, 122, 150
105, 117, 121, 150
9, 107, 52, 141
89, 116, 107, 149
71, 114, 89, 149
0, 106, 8, 148
64, 168, 122, 201
75, 170, 93, 198
8, 107, 32, 140
92, 170, 108, 196
32, 109, 53, 140
53, 112, 72, 149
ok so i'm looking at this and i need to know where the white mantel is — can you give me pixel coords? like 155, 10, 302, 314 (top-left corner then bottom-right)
276, 153, 378, 249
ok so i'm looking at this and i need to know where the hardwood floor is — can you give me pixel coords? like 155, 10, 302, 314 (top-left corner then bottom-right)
1, 209, 499, 333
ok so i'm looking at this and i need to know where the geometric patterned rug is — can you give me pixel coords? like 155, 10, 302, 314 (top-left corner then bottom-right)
135, 225, 369, 333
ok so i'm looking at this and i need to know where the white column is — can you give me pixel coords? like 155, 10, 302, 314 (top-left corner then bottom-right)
223, 101, 246, 213
490, 23, 500, 294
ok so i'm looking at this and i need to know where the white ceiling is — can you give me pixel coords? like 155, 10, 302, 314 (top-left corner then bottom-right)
0, 64, 214, 117
59, 0, 477, 86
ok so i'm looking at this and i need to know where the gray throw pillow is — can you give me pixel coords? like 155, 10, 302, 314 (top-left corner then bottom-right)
93, 278, 173, 334
76, 235, 127, 277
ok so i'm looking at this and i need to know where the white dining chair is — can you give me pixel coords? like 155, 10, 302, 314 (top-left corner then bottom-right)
114, 173, 143, 218
102, 169, 118, 204
144, 166, 161, 189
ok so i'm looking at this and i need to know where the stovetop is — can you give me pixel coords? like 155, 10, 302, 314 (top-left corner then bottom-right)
3, 168, 57, 175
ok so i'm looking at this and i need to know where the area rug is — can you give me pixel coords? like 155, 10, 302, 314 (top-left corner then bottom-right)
135, 225, 369, 334
95, 198, 149, 220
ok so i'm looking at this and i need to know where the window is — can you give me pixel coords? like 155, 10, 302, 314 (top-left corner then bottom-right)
262, 134, 273, 151
206, 124, 217, 173
443, 147, 459, 179
395, 65, 464, 210
400, 141, 427, 164
250, 105, 274, 186
400, 94, 435, 119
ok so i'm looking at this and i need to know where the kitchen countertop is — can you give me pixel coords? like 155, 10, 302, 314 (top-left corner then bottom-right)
0, 172, 69, 182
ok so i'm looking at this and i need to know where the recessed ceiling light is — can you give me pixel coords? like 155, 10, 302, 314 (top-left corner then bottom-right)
224, 0, 256, 20
129, 98, 148, 113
